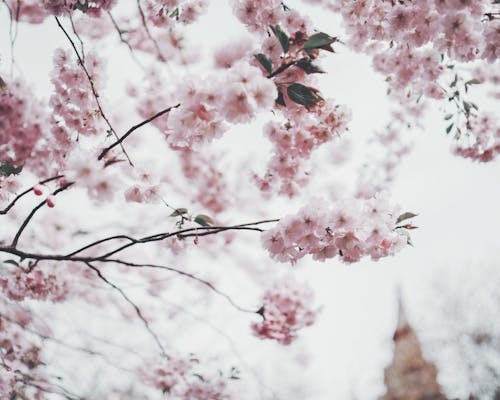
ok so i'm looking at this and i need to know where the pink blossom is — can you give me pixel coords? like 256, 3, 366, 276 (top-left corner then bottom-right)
251, 276, 319, 345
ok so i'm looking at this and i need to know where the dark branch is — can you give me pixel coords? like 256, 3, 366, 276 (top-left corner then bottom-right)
54, 16, 134, 165
107, 258, 262, 315
0, 175, 65, 215
10, 182, 74, 248
84, 261, 167, 357
98, 103, 180, 160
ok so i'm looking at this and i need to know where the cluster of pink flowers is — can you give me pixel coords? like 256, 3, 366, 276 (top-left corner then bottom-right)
43, 0, 117, 17
255, 102, 351, 197
140, 355, 231, 398
177, 149, 229, 214
355, 124, 413, 199
123, 162, 163, 204
65, 149, 120, 202
50, 49, 106, 141
251, 276, 319, 345
232, 0, 313, 34
0, 268, 68, 302
144, 0, 208, 26
453, 112, 500, 162
5, 0, 117, 23
118, 13, 198, 63
0, 370, 15, 399
0, 308, 48, 398
0, 176, 21, 206
0, 77, 45, 166
262, 194, 408, 264
328, 0, 498, 97
164, 62, 276, 148
4, 0, 47, 23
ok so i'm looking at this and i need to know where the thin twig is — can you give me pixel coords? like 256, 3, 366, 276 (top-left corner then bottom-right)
136, 0, 166, 62
54, 16, 134, 166
68, 13, 85, 61
83, 261, 168, 357
10, 182, 74, 248
0, 175, 65, 215
107, 258, 262, 315
107, 11, 145, 69
98, 103, 180, 160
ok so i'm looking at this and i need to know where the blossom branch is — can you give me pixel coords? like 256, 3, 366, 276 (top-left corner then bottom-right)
10, 181, 74, 248
54, 16, 134, 165
0, 175, 65, 215
107, 11, 145, 69
98, 103, 181, 161
136, 0, 166, 62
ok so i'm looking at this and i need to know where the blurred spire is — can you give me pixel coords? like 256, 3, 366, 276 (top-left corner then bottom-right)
380, 290, 447, 400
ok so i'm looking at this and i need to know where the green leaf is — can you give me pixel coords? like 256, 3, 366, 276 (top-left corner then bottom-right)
286, 83, 322, 107
169, 7, 179, 19
463, 101, 471, 113
270, 25, 289, 53
275, 89, 286, 106
446, 123, 454, 134
444, 113, 453, 120
450, 74, 458, 88
0, 161, 23, 177
194, 214, 214, 227
169, 208, 188, 217
254, 53, 273, 75
295, 58, 325, 74
396, 212, 418, 224
303, 32, 337, 51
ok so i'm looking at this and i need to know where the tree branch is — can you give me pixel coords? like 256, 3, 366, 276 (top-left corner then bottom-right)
0, 175, 65, 215
10, 182, 74, 248
98, 103, 180, 161
83, 261, 168, 358
55, 16, 134, 166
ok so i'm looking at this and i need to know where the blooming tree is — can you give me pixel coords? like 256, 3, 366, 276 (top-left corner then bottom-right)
0, 0, 498, 398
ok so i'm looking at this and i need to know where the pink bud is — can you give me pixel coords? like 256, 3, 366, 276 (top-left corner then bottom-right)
33, 185, 44, 196
46, 196, 56, 208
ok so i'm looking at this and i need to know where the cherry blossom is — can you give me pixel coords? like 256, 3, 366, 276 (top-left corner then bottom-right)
252, 276, 319, 345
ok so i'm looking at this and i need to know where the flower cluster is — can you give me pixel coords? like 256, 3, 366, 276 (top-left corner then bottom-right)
43, 0, 117, 17
123, 162, 164, 204
262, 195, 409, 264
0, 175, 21, 206
232, 0, 313, 34
329, 0, 498, 97
0, 268, 68, 302
177, 149, 230, 214
144, 0, 208, 26
453, 112, 500, 162
139, 355, 231, 399
4, 0, 117, 23
0, 77, 45, 166
355, 124, 413, 199
162, 61, 276, 148
0, 308, 48, 399
255, 102, 351, 197
251, 276, 319, 345
65, 149, 120, 202
50, 49, 106, 141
